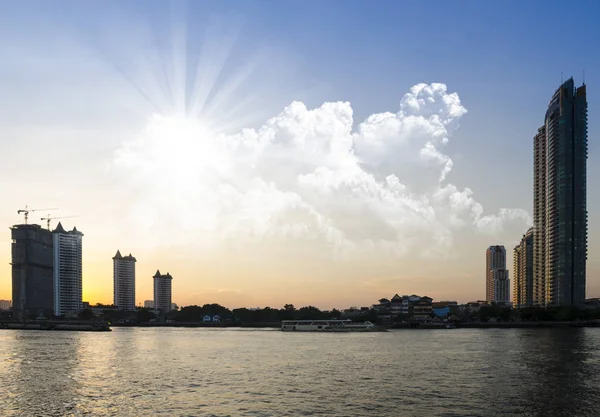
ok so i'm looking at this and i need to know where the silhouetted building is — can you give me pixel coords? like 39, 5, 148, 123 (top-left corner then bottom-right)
486, 246, 510, 305
113, 250, 136, 311
533, 78, 588, 307
0, 300, 13, 310
513, 228, 534, 308
153, 270, 172, 312
11, 224, 54, 319
53, 222, 83, 316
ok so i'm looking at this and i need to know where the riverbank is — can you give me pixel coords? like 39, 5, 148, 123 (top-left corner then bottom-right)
391, 320, 600, 329
111, 321, 281, 328
0, 321, 111, 331
458, 320, 600, 328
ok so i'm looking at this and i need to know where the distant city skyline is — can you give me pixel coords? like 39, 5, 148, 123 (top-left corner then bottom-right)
0, 1, 598, 308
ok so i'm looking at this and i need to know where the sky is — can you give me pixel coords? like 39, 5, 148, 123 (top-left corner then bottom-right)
0, 0, 598, 309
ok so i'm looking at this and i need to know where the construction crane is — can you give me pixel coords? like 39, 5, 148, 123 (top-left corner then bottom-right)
17, 206, 58, 224
40, 214, 79, 230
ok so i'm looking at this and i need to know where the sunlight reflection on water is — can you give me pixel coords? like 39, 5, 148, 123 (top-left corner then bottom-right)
1, 327, 599, 416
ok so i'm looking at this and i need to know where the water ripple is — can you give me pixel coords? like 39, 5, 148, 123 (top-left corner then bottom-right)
0, 328, 599, 416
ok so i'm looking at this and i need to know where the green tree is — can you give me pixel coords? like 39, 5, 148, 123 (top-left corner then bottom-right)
297, 306, 324, 320
329, 309, 342, 319
136, 308, 156, 323
281, 304, 296, 320
78, 308, 94, 320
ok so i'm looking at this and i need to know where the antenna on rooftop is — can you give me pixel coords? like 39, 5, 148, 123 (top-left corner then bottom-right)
583, 69, 585, 85
561, 72, 563, 85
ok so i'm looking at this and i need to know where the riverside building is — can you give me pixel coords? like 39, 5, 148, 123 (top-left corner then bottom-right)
53, 222, 83, 316
513, 228, 534, 308
153, 270, 173, 312
113, 251, 136, 311
486, 245, 510, 305
10, 223, 54, 319
533, 78, 588, 307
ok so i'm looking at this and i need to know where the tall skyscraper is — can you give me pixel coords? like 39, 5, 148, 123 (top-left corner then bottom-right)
533, 126, 547, 306
486, 245, 510, 305
513, 228, 534, 309
113, 250, 136, 311
10, 224, 54, 319
533, 77, 588, 307
53, 222, 83, 316
153, 270, 173, 312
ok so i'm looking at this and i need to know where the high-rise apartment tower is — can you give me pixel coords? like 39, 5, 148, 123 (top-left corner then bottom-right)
153, 270, 173, 312
486, 245, 510, 305
113, 250, 136, 311
513, 228, 534, 309
53, 222, 83, 316
533, 77, 588, 307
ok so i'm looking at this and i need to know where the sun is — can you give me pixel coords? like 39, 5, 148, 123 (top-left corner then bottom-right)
114, 113, 236, 241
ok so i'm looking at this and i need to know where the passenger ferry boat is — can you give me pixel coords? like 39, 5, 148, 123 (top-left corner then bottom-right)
281, 319, 375, 332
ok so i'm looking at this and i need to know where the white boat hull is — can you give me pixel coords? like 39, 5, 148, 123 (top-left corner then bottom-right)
281, 320, 375, 332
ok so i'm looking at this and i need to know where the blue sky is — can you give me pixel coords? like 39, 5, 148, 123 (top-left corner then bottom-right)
0, 0, 597, 306
3, 0, 597, 207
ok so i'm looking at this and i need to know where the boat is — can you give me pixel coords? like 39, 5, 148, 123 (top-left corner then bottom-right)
280, 319, 376, 332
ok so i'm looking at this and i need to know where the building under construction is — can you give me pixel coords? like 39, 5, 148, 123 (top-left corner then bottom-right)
11, 224, 54, 319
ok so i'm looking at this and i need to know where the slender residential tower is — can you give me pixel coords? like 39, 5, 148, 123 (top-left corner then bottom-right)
486, 245, 510, 305
513, 228, 534, 309
113, 250, 136, 311
533, 77, 588, 307
153, 270, 173, 312
53, 222, 83, 316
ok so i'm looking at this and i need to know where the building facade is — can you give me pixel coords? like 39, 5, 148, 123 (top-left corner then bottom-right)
533, 78, 588, 307
372, 294, 432, 322
486, 245, 510, 305
11, 224, 54, 319
113, 250, 136, 311
513, 228, 534, 309
153, 270, 173, 312
0, 300, 13, 310
53, 223, 83, 316
143, 300, 154, 309
533, 126, 547, 306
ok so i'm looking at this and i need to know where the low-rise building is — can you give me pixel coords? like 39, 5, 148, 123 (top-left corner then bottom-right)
464, 300, 489, 315
412, 296, 433, 321
0, 300, 12, 310
373, 294, 434, 322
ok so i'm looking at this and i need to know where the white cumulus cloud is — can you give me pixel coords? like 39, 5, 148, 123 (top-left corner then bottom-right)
113, 83, 531, 258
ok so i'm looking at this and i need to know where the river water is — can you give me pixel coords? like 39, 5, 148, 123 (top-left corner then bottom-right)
0, 327, 599, 416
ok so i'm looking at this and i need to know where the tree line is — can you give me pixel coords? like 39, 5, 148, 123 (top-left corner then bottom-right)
75, 303, 345, 324
69, 302, 600, 324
